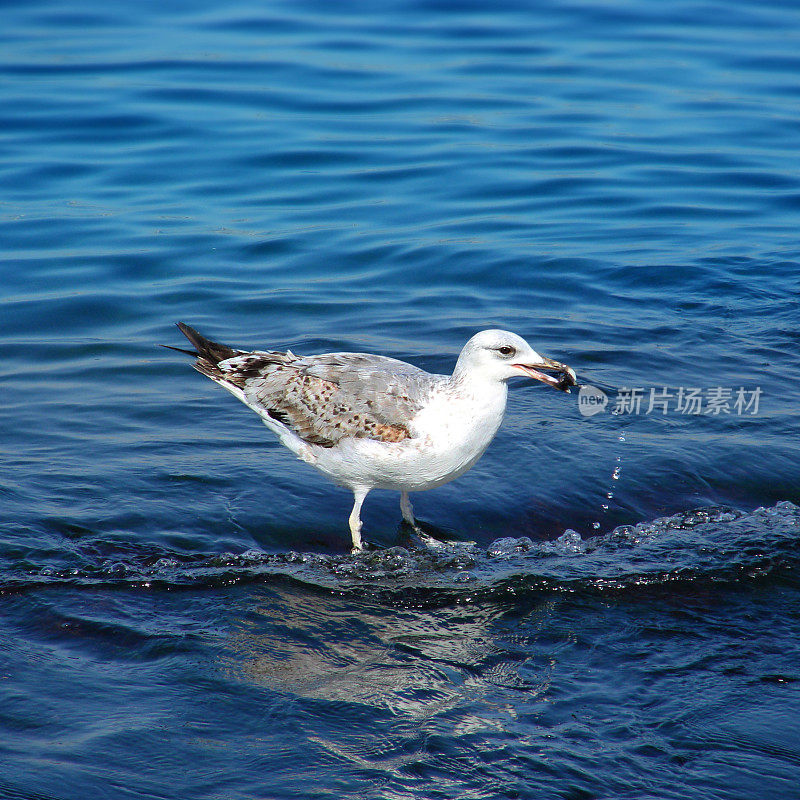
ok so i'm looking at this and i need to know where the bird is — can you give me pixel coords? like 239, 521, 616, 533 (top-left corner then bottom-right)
166, 323, 576, 551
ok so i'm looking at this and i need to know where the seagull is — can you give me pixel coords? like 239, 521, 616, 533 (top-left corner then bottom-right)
166, 323, 576, 551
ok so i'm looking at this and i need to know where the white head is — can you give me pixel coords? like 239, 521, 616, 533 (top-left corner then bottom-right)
453, 330, 576, 391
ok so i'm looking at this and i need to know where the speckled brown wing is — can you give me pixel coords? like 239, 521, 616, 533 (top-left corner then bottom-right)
216, 351, 441, 447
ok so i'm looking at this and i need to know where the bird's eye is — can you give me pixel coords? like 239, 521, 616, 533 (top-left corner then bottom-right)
497, 345, 516, 357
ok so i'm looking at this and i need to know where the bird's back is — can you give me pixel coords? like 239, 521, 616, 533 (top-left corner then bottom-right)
194, 340, 447, 448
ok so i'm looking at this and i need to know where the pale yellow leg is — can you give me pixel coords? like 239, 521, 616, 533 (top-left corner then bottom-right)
400, 491, 416, 526
348, 487, 369, 552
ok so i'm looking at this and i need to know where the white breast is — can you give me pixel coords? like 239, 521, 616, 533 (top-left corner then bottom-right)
312, 379, 509, 492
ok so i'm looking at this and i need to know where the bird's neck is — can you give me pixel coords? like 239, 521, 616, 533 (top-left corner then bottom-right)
447, 370, 508, 413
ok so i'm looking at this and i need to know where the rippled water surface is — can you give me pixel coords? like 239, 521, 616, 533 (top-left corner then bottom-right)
2, 1, 800, 797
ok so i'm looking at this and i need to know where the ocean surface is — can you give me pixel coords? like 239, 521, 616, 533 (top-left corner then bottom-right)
2, 0, 800, 797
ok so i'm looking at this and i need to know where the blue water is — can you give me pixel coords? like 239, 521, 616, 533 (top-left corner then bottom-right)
3, 0, 800, 797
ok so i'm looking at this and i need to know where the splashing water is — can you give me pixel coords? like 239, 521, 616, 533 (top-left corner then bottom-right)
593, 430, 627, 530
3, 502, 797, 602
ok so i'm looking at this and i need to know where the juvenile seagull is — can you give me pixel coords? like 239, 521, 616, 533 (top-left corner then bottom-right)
167, 323, 576, 551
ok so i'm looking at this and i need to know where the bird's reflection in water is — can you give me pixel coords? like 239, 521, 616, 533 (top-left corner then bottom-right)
222, 582, 560, 723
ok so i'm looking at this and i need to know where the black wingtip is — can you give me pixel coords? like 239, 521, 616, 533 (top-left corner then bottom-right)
175, 321, 203, 350
159, 343, 197, 356
169, 322, 239, 364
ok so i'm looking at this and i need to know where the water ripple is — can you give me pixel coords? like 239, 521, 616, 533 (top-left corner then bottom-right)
3, 503, 797, 601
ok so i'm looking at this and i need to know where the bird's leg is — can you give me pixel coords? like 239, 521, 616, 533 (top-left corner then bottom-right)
400, 491, 416, 527
348, 487, 369, 552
